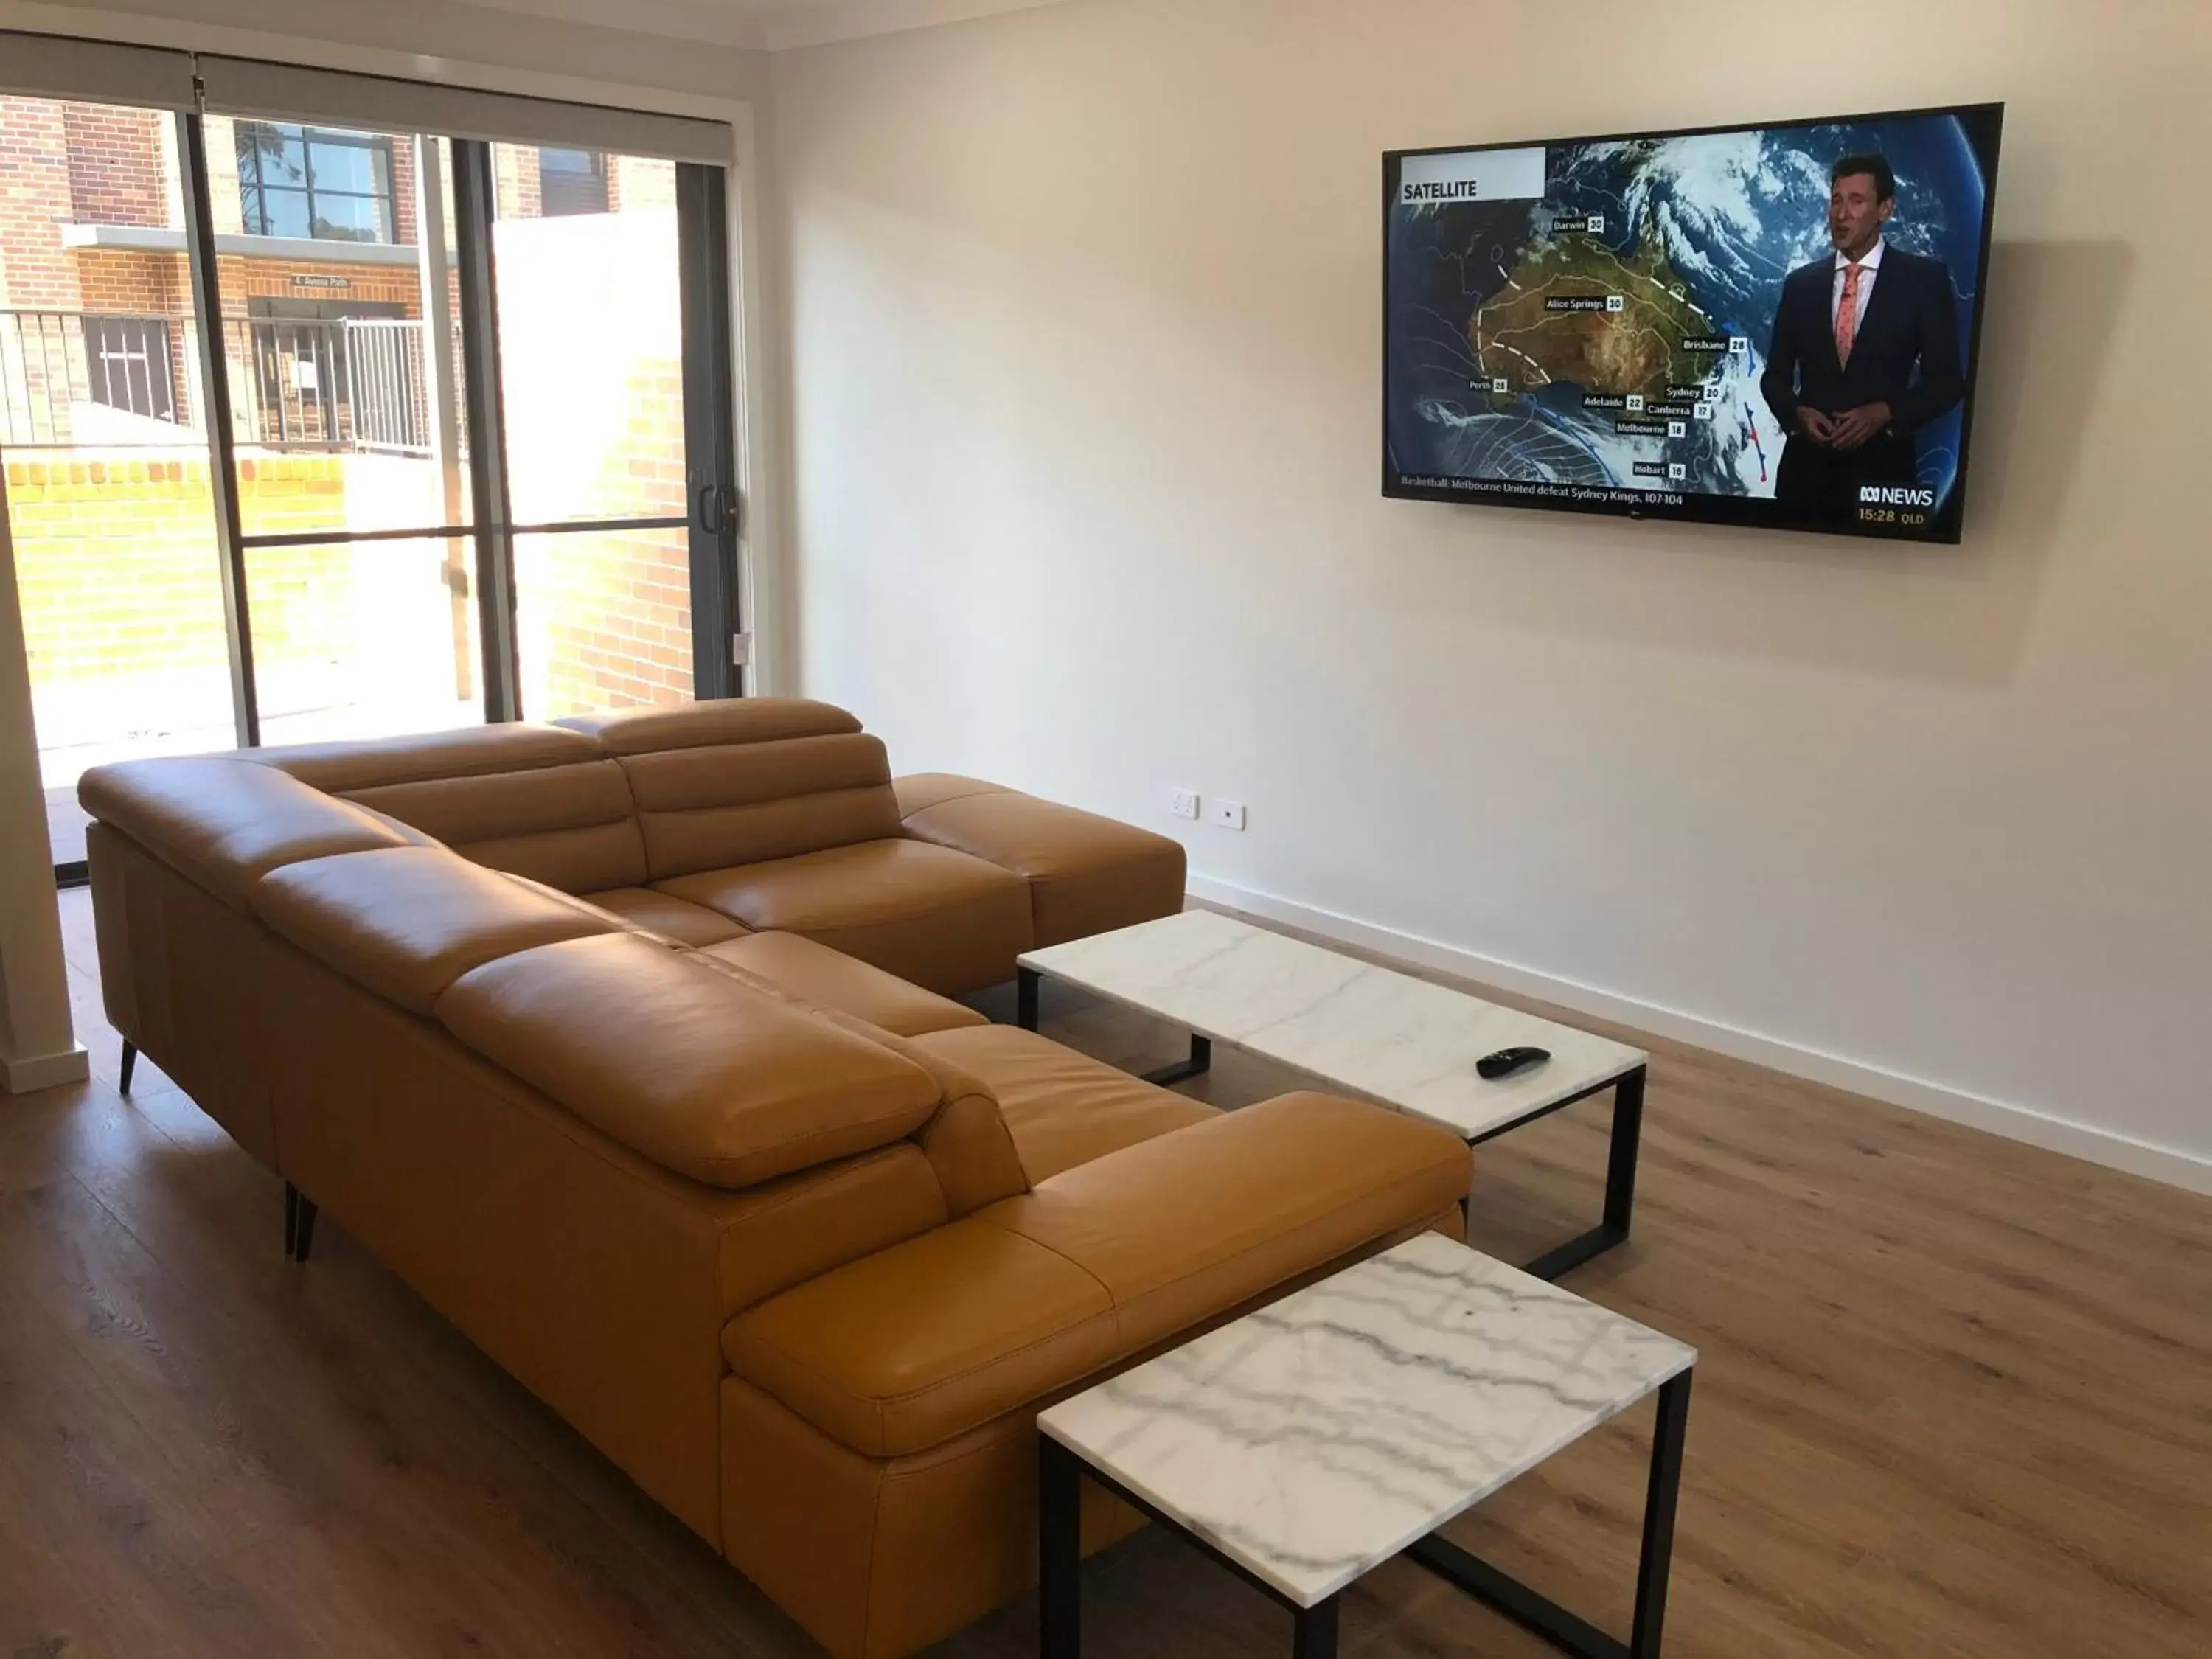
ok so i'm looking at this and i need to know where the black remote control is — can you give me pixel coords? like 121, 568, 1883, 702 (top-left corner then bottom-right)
1476, 1046, 1551, 1081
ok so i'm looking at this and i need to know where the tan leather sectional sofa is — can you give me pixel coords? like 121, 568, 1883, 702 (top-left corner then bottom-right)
79, 698, 1470, 1659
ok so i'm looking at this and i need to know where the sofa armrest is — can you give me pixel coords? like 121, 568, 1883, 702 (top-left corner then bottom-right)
891, 774, 1186, 947
721, 1092, 1468, 1458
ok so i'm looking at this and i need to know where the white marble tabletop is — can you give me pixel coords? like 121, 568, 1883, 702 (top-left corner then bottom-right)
1039, 1231, 1695, 1608
1020, 910, 1647, 1141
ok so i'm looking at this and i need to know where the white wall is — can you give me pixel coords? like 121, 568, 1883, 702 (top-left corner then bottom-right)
0, 476, 87, 1093
771, 0, 2212, 1186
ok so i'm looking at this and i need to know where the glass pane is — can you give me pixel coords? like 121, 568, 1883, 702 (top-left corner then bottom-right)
515, 527, 692, 720
1, 94, 234, 866
309, 193, 386, 243
209, 125, 470, 537
259, 187, 312, 239
246, 536, 484, 746
305, 134, 386, 196
239, 123, 308, 187
492, 145, 686, 524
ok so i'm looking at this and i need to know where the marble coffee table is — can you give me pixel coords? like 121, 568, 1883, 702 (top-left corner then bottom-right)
1018, 910, 1652, 1279
1038, 1231, 1696, 1659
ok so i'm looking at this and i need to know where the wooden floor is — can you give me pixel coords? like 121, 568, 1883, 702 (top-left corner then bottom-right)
5, 888, 2210, 1659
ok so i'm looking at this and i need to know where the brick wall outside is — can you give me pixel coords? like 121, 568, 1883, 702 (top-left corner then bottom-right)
495, 146, 543, 223
62, 104, 167, 229
215, 253, 425, 319
610, 154, 676, 214
0, 96, 77, 308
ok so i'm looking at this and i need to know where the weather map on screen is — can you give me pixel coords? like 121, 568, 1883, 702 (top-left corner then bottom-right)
1384, 105, 2003, 543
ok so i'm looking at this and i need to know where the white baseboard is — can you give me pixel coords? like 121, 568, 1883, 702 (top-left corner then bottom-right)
2, 1043, 89, 1096
1185, 874, 2212, 1199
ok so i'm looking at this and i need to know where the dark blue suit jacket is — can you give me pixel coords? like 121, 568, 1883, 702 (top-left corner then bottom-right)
1760, 246, 1964, 435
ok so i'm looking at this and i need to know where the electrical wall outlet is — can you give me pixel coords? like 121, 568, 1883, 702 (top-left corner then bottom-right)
1209, 799, 1248, 832
1170, 790, 1201, 821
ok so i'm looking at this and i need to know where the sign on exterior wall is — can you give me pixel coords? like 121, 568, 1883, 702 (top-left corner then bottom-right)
291, 274, 352, 289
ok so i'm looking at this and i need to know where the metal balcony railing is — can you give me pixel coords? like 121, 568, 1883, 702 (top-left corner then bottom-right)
1, 307, 448, 456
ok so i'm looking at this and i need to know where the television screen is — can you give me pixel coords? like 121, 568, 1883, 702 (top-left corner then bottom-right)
1383, 104, 2003, 543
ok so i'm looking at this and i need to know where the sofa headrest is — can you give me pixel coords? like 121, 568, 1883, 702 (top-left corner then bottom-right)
78, 756, 432, 913
555, 698, 859, 757
251, 721, 602, 792
436, 933, 945, 1189
254, 845, 625, 1015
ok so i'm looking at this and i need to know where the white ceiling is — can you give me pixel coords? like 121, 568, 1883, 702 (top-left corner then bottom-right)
461, 0, 1074, 52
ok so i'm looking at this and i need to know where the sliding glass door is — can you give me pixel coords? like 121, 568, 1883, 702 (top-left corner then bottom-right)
0, 34, 742, 881
201, 119, 487, 748
0, 88, 233, 869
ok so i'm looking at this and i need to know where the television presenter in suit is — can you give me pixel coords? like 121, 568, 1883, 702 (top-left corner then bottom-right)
1760, 153, 1965, 511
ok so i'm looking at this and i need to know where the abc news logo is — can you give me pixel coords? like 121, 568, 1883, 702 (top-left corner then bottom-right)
1860, 484, 1937, 509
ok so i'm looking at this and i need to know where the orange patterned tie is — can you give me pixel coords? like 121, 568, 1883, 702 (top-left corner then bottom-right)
1835, 261, 1863, 367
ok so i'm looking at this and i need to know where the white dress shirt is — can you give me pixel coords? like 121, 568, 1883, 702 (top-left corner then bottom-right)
1831, 236, 1884, 331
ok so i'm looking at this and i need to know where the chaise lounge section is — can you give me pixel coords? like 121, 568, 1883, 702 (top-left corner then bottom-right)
79, 699, 1472, 1659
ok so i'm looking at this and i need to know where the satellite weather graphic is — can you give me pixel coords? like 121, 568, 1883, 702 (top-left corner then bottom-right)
1385, 106, 2003, 541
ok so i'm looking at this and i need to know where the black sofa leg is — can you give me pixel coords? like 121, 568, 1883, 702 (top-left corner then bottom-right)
119, 1040, 137, 1094
284, 1182, 319, 1262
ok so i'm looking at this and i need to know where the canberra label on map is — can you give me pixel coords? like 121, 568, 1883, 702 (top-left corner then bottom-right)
1382, 108, 2003, 543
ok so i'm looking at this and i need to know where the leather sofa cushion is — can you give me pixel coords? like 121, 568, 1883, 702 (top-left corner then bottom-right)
911, 1025, 1217, 1182
339, 760, 647, 894
723, 1220, 1119, 1458
684, 958, 1026, 1218
618, 733, 902, 881
724, 1093, 1470, 1458
254, 846, 622, 1015
437, 933, 945, 1189
704, 933, 987, 1039
717, 1144, 950, 1317
254, 721, 602, 791
584, 886, 751, 946
557, 697, 859, 756
983, 1093, 1472, 1357
257, 723, 650, 892
78, 756, 430, 914
658, 840, 1033, 998
893, 776, 1188, 947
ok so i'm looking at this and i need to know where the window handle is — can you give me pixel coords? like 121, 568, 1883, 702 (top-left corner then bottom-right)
697, 483, 737, 535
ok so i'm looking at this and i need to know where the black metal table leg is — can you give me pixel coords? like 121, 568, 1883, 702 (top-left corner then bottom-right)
1040, 1436, 1083, 1659
1140, 1033, 1211, 1088
1293, 1596, 1340, 1659
1018, 967, 1040, 1032
285, 1184, 319, 1263
1630, 1370, 1692, 1658
1520, 1065, 1645, 1281
1407, 1364, 1693, 1659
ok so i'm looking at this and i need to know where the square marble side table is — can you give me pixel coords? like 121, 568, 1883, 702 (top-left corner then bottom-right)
1037, 1231, 1696, 1658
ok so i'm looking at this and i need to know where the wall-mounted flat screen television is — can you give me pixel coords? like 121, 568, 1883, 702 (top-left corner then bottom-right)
1384, 104, 2003, 543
